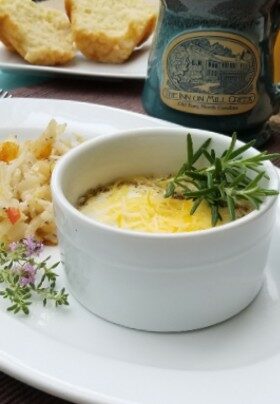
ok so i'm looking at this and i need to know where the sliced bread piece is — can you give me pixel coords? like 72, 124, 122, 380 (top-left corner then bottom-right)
65, 0, 157, 63
0, 0, 75, 65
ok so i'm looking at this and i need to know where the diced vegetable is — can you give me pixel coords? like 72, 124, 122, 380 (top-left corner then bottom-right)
6, 208, 21, 224
0, 141, 19, 162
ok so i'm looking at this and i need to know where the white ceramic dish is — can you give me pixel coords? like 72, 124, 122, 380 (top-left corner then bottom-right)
52, 127, 279, 332
0, 42, 150, 80
1, 99, 280, 403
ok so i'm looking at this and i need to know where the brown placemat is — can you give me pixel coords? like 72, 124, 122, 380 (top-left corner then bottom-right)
0, 372, 66, 404
12, 77, 145, 114
0, 76, 280, 404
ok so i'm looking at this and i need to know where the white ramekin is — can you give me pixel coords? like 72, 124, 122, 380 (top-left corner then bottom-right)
51, 128, 279, 332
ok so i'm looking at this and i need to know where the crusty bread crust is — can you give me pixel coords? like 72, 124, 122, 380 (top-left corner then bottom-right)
65, 0, 157, 63
0, 19, 15, 51
0, 0, 75, 65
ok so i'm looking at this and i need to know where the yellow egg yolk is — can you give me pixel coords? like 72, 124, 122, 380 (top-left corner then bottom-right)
78, 177, 233, 233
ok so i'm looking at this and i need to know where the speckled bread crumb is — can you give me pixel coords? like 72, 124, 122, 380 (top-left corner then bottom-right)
0, 0, 75, 65
65, 0, 157, 63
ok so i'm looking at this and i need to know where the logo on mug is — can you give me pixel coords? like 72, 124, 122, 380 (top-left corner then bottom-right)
161, 31, 260, 115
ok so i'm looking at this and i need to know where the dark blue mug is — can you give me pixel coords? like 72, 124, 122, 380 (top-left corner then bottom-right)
142, 0, 280, 145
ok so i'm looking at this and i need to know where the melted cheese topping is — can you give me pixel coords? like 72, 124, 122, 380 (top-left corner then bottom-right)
78, 177, 233, 233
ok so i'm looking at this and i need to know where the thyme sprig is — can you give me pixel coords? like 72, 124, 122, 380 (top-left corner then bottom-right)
165, 133, 280, 226
0, 237, 69, 315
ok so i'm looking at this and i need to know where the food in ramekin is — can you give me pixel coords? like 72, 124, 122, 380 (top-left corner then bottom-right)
78, 133, 277, 233
51, 128, 279, 331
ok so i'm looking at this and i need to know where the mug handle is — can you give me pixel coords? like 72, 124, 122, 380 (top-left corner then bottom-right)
272, 2, 280, 103
274, 82, 280, 104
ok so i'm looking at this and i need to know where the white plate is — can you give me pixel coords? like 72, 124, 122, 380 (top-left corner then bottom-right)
1, 98, 280, 404
0, 0, 157, 80
0, 41, 150, 80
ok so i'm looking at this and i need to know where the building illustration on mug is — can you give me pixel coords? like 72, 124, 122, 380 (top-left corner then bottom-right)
167, 36, 258, 95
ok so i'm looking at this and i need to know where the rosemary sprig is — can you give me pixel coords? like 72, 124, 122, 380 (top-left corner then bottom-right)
0, 237, 69, 315
165, 133, 280, 226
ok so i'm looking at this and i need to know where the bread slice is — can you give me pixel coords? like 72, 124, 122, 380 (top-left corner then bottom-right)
65, 0, 157, 63
0, 0, 75, 65
0, 28, 15, 51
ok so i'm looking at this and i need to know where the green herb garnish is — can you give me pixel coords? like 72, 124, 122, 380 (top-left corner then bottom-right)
0, 237, 69, 315
165, 133, 280, 226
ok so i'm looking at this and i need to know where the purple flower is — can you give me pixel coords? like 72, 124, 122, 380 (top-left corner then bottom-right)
20, 263, 36, 286
8, 241, 19, 252
22, 236, 44, 257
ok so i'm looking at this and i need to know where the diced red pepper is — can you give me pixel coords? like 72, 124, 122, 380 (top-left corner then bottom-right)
6, 208, 21, 224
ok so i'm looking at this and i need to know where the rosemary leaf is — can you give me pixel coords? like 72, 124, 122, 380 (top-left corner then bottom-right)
187, 133, 194, 168
226, 194, 236, 221
165, 133, 280, 225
